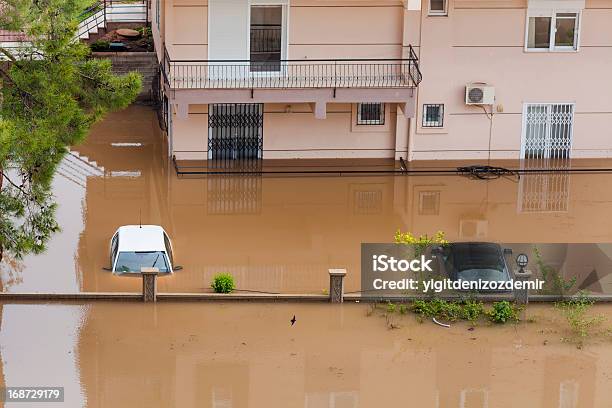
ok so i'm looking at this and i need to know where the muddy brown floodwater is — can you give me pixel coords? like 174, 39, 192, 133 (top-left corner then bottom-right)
2, 105, 612, 294
0, 302, 610, 408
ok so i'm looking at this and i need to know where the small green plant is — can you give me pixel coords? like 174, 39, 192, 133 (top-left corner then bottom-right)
398, 304, 408, 315
487, 301, 520, 324
534, 246, 576, 296
411, 299, 462, 322
211, 273, 236, 294
461, 299, 485, 322
90, 40, 110, 51
556, 293, 604, 348
386, 302, 397, 314
137, 26, 152, 38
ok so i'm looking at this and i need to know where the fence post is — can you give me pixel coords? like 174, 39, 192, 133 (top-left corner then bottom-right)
141, 267, 159, 302
514, 268, 532, 306
329, 269, 346, 303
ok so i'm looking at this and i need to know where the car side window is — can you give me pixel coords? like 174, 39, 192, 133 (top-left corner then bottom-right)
111, 233, 119, 268
163, 233, 173, 266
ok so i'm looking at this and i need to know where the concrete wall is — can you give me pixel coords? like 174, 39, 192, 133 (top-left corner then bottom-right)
407, 0, 612, 160
172, 103, 399, 160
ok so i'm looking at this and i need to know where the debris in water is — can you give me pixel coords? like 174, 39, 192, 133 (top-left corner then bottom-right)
290, 315, 297, 326
432, 318, 450, 328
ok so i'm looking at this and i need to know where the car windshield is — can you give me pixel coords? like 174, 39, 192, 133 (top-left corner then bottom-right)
447, 243, 505, 273
114, 251, 170, 273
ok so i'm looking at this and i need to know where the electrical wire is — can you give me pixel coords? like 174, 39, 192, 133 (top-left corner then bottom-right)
456, 165, 520, 181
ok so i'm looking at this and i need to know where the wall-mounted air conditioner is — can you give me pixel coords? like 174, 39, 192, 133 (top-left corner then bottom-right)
465, 83, 495, 105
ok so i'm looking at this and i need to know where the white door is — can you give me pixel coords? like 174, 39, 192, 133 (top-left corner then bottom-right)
521, 103, 574, 160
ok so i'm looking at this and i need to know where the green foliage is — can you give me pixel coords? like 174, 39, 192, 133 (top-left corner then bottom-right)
460, 299, 485, 322
386, 302, 396, 313
534, 246, 576, 296
90, 40, 110, 51
394, 230, 448, 257
137, 26, 152, 38
487, 301, 521, 324
211, 273, 236, 294
412, 298, 463, 322
0, 0, 141, 262
556, 293, 604, 347
412, 298, 504, 324
398, 304, 408, 315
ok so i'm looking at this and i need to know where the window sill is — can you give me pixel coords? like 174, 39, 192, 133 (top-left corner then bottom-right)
524, 48, 579, 53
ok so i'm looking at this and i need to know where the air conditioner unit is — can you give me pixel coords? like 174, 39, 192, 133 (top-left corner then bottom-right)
465, 83, 495, 105
459, 219, 488, 239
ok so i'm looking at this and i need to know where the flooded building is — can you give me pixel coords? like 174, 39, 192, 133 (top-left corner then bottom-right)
154, 0, 612, 163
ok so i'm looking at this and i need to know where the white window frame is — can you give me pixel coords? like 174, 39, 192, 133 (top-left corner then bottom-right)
422, 103, 444, 128
247, 0, 290, 75
525, 9, 581, 52
520, 102, 575, 159
428, 0, 448, 16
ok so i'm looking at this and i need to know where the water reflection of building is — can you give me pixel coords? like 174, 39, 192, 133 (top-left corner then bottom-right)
518, 159, 571, 213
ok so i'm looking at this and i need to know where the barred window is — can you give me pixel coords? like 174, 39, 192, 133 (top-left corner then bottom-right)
422, 104, 444, 127
357, 103, 385, 125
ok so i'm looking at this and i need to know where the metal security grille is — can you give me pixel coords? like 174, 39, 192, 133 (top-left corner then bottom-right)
357, 103, 385, 125
208, 104, 264, 166
522, 103, 574, 159
422, 104, 444, 127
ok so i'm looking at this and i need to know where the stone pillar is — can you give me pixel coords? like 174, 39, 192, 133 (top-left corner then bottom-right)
141, 267, 159, 302
329, 269, 347, 303
514, 269, 532, 305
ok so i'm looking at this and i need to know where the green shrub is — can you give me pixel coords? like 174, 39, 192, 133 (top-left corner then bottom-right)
211, 273, 235, 294
556, 293, 604, 346
487, 301, 520, 324
461, 300, 485, 322
386, 302, 396, 313
90, 40, 110, 51
398, 304, 408, 315
411, 299, 462, 322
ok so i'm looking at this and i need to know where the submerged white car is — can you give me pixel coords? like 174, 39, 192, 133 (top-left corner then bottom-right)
109, 225, 179, 274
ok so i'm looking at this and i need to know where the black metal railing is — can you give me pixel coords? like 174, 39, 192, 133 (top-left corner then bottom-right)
162, 45, 422, 90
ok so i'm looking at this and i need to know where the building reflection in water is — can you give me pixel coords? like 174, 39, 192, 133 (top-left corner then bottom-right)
518, 158, 571, 213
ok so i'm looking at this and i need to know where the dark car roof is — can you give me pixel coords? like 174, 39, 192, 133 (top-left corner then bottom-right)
445, 242, 504, 272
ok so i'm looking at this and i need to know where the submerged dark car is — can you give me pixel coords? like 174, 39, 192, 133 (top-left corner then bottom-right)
434, 242, 512, 292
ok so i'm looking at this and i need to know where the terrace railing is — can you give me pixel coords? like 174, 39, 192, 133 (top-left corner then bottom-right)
162, 45, 422, 90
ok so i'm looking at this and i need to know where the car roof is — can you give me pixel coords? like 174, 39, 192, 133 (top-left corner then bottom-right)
115, 225, 167, 252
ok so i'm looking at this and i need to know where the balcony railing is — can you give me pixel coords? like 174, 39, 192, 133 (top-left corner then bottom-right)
162, 45, 422, 90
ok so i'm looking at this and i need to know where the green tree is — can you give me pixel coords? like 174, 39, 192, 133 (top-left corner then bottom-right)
0, 0, 141, 262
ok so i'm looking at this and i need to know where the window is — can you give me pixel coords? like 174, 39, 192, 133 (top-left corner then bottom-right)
522, 103, 574, 159
526, 12, 580, 51
250, 5, 283, 72
422, 104, 444, 127
428, 0, 448, 15
114, 251, 170, 273
357, 103, 385, 125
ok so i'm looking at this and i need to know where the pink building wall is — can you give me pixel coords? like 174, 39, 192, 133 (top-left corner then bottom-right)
407, 0, 612, 160
152, 0, 612, 161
